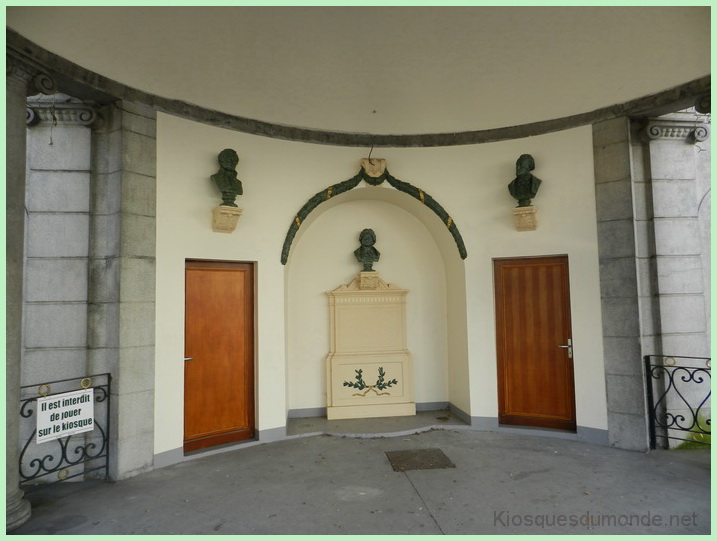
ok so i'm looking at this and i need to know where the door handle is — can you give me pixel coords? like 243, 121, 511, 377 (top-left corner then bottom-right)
184, 357, 194, 361
557, 339, 573, 359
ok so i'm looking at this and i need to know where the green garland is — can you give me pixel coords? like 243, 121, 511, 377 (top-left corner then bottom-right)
343, 367, 399, 397
280, 166, 467, 264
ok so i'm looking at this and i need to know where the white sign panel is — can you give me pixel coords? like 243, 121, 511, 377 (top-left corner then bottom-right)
36, 389, 94, 444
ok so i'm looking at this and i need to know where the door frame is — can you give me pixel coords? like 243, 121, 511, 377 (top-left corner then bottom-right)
493, 254, 577, 431
184, 259, 257, 452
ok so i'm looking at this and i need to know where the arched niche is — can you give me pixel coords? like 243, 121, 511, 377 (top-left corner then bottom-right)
284, 186, 471, 420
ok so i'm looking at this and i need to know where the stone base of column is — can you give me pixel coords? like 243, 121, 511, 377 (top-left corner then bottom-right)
6, 488, 31, 532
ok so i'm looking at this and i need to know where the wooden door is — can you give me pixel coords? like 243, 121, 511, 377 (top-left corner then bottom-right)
184, 260, 255, 452
494, 256, 576, 431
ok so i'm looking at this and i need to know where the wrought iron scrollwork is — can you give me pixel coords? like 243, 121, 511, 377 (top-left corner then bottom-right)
18, 373, 111, 492
645, 356, 711, 449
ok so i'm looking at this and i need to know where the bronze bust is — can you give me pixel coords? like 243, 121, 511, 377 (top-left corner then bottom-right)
210, 148, 243, 207
354, 229, 380, 271
508, 154, 542, 207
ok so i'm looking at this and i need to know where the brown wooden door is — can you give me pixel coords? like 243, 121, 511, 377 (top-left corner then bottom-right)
494, 256, 576, 431
184, 260, 255, 452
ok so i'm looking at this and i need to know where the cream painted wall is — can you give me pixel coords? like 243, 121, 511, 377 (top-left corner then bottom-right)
155, 113, 607, 455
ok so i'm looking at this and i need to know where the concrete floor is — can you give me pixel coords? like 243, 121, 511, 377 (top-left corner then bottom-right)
10, 417, 711, 535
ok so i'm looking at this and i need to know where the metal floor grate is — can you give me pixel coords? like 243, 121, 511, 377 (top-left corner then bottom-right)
385, 448, 455, 472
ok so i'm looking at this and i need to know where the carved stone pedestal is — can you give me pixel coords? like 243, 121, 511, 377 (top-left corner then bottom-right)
326, 272, 415, 420
512, 205, 537, 231
212, 205, 243, 233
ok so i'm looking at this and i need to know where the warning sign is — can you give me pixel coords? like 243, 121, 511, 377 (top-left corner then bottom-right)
36, 388, 95, 444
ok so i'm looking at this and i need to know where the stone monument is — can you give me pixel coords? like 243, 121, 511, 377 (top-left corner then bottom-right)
325, 230, 415, 420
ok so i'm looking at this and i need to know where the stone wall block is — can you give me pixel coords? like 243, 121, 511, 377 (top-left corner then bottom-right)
26, 214, 90, 258
121, 171, 156, 217
26, 171, 90, 213
27, 129, 86, 170
114, 430, 154, 481
653, 218, 701, 256
25, 258, 89, 302
22, 349, 88, 385
592, 141, 632, 184
633, 220, 656, 259
631, 181, 653, 221
121, 214, 156, 258
26, 124, 92, 171
601, 336, 643, 376
639, 334, 661, 357
114, 346, 156, 395
660, 333, 710, 358
655, 256, 705, 295
594, 180, 634, 221
121, 106, 157, 138
120, 258, 156, 303
648, 142, 696, 180
93, 128, 123, 174
635, 257, 658, 298
89, 257, 121, 303
24, 304, 88, 348
116, 390, 155, 437
119, 302, 156, 348
598, 257, 638, 298
91, 170, 122, 216
90, 214, 121, 258
658, 295, 706, 334
592, 117, 630, 147
637, 295, 660, 337
123, 131, 157, 178
629, 140, 647, 183
87, 347, 120, 377
596, 219, 636, 259
606, 411, 648, 451
87, 302, 120, 349
605, 373, 648, 415
600, 297, 640, 337
651, 179, 699, 218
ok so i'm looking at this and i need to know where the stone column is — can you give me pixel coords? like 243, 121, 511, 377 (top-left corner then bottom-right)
592, 117, 651, 451
89, 100, 157, 480
641, 113, 710, 358
6, 54, 55, 532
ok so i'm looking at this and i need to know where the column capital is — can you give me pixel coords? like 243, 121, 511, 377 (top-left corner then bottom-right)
26, 92, 99, 128
6, 53, 57, 96
641, 115, 710, 144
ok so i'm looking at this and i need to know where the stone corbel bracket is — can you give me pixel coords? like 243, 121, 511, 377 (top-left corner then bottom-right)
512, 206, 537, 232
212, 205, 243, 233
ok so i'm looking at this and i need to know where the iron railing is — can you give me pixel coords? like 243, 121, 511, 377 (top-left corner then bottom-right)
19, 373, 111, 492
644, 355, 711, 449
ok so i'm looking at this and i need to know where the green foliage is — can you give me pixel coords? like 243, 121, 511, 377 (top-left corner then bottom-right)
675, 413, 711, 450
342, 367, 398, 393
375, 367, 398, 390
343, 369, 367, 390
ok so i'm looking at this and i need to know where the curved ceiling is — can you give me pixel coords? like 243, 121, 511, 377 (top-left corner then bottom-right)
7, 6, 710, 136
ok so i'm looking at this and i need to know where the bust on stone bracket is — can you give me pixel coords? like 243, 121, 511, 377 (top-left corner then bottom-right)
210, 148, 244, 233
508, 153, 542, 231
